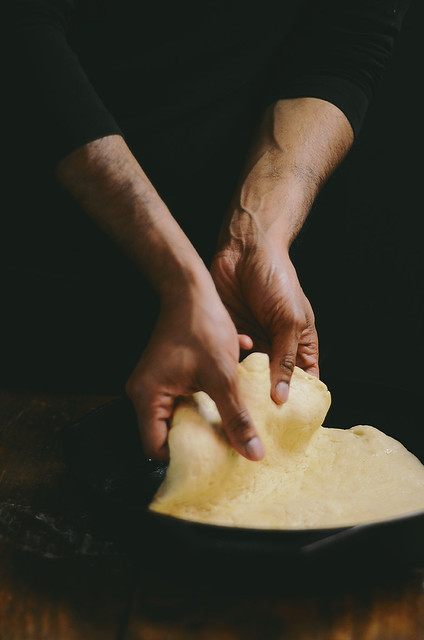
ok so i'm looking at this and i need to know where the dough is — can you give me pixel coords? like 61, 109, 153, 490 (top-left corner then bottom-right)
149, 353, 424, 529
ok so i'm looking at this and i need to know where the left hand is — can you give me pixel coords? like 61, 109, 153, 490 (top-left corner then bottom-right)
210, 239, 319, 404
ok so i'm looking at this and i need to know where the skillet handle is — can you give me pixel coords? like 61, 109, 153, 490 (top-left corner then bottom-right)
300, 524, 362, 556
300, 512, 424, 570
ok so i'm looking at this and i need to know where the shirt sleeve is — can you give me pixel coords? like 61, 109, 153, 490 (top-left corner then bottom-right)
5, 0, 122, 166
271, 0, 413, 137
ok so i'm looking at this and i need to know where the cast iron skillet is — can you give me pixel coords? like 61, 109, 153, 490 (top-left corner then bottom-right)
63, 379, 424, 587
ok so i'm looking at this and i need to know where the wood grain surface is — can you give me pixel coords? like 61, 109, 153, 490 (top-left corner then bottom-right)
0, 388, 423, 640
0, 390, 135, 640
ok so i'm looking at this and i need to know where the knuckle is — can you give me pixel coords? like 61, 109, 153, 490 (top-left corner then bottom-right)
303, 311, 317, 337
270, 307, 304, 336
307, 307, 316, 327
300, 339, 319, 358
278, 354, 296, 375
292, 308, 306, 326
290, 312, 306, 335
225, 408, 253, 439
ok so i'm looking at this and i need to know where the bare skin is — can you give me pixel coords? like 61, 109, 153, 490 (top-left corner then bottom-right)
211, 97, 354, 403
56, 97, 353, 461
56, 135, 263, 462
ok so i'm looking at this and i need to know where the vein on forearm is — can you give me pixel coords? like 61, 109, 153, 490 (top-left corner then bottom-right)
229, 98, 354, 247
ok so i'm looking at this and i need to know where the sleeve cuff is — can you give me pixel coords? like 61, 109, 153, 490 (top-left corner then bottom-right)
271, 77, 370, 139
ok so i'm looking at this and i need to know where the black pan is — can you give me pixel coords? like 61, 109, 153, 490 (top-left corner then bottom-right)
63, 379, 424, 589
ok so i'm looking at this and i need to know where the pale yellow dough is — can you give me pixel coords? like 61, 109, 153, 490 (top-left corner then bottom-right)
149, 353, 424, 529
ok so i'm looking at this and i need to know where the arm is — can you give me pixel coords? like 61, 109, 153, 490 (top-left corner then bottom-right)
228, 97, 353, 244
211, 97, 354, 401
56, 135, 264, 461
6, 1, 264, 461
211, 0, 412, 400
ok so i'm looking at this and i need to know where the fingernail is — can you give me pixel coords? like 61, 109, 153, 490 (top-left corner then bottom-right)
275, 381, 289, 404
244, 436, 265, 461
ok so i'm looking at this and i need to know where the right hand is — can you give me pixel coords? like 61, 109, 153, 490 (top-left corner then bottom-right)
211, 239, 319, 404
125, 280, 264, 462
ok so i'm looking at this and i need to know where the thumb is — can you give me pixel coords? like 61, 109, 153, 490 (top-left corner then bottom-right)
212, 376, 265, 461
126, 380, 172, 461
269, 327, 299, 405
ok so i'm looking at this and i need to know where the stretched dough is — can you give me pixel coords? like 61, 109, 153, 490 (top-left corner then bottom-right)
149, 353, 424, 529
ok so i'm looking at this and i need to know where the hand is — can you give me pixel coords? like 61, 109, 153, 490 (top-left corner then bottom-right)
125, 281, 264, 461
210, 240, 319, 404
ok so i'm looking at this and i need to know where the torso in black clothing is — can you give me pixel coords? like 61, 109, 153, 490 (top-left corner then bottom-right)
68, 0, 303, 130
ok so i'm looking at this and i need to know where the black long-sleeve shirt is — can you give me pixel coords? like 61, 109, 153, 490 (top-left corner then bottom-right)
2, 0, 413, 280
6, 0, 412, 166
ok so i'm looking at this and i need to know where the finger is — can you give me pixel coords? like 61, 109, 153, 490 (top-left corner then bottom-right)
297, 326, 320, 378
137, 395, 172, 461
269, 327, 300, 405
126, 381, 172, 461
238, 333, 254, 351
211, 375, 265, 461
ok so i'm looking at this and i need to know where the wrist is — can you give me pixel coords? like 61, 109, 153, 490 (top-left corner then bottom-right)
218, 196, 300, 257
218, 159, 312, 255
157, 254, 216, 305
151, 230, 218, 307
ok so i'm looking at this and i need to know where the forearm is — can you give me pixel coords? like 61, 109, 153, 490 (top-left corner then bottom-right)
219, 97, 354, 251
56, 135, 211, 299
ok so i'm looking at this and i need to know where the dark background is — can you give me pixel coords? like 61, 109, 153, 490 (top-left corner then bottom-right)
291, 0, 423, 397
1, 0, 422, 398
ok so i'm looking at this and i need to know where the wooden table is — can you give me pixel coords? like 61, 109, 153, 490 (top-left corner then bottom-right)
0, 388, 423, 640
